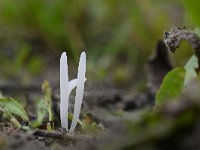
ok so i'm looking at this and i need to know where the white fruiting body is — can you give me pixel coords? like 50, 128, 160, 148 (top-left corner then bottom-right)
60, 52, 69, 130
69, 52, 86, 133
60, 51, 86, 133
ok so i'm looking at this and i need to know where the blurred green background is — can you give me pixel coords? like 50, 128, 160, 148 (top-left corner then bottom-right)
0, 0, 198, 87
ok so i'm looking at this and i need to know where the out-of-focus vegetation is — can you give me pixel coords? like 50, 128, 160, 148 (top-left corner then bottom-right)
156, 67, 185, 105
0, 0, 198, 86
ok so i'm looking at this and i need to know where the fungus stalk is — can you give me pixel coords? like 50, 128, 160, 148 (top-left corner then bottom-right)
69, 52, 86, 133
60, 52, 69, 130
60, 52, 86, 133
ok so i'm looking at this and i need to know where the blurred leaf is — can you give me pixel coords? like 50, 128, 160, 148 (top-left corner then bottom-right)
10, 116, 21, 128
28, 56, 43, 75
81, 113, 103, 134
156, 68, 185, 106
31, 98, 48, 127
14, 45, 30, 72
194, 28, 200, 37
184, 55, 198, 85
0, 97, 29, 121
46, 122, 53, 131
31, 81, 52, 128
42, 80, 52, 122
183, 0, 200, 26
0, 0, 186, 81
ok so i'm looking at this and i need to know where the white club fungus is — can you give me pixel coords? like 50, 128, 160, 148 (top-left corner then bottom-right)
60, 52, 86, 133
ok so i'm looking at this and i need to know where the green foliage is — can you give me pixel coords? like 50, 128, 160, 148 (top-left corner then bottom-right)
156, 68, 185, 106
42, 80, 52, 122
195, 28, 200, 37
81, 113, 103, 134
31, 80, 52, 128
0, 0, 183, 82
183, 0, 200, 26
184, 55, 198, 85
0, 97, 29, 121
0, 45, 43, 79
156, 54, 199, 107
14, 45, 31, 73
27, 56, 43, 75
13, 45, 43, 75
156, 26, 200, 107
31, 98, 47, 127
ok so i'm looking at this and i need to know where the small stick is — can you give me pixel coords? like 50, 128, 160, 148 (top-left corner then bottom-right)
32, 129, 95, 141
33, 129, 65, 139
